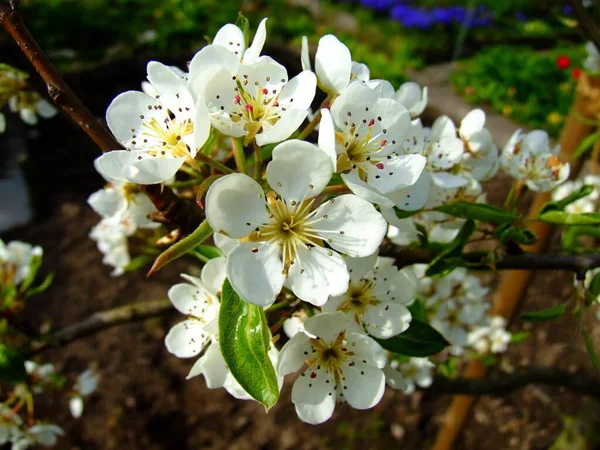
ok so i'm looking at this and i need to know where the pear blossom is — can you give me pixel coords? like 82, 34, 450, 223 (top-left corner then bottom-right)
384, 357, 435, 393
189, 20, 316, 146
95, 61, 210, 184
89, 215, 134, 276
205, 139, 387, 306
467, 316, 511, 355
69, 368, 99, 419
141, 65, 188, 98
322, 254, 415, 338
457, 109, 495, 157
7, 91, 56, 126
278, 312, 387, 424
0, 239, 43, 286
551, 175, 600, 214
283, 309, 309, 338
328, 82, 426, 207
11, 424, 64, 449
212, 18, 267, 63
584, 41, 600, 73
395, 82, 428, 119
501, 129, 569, 192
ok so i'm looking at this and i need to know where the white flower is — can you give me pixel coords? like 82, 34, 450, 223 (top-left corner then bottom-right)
95, 61, 210, 184
383, 357, 434, 393
283, 309, 309, 338
165, 256, 281, 400
189, 23, 316, 146
551, 175, 600, 214
141, 65, 188, 97
12, 424, 64, 449
278, 311, 387, 424
584, 41, 600, 73
0, 239, 43, 286
69, 368, 99, 418
89, 215, 133, 276
8, 93, 56, 126
501, 129, 569, 192
395, 82, 427, 119
322, 254, 415, 338
205, 140, 387, 306
467, 316, 511, 355
458, 109, 495, 157
314, 34, 352, 95
69, 397, 84, 419
328, 82, 426, 207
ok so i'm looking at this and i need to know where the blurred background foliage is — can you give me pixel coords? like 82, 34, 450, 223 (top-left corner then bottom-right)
8, 0, 590, 136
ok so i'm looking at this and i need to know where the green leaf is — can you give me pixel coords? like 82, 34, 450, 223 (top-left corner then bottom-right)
407, 299, 427, 321
540, 185, 595, 214
190, 245, 223, 264
589, 272, 600, 299
219, 278, 279, 410
583, 325, 600, 373
521, 304, 566, 322
25, 273, 55, 298
573, 131, 598, 159
426, 220, 476, 277
124, 255, 151, 272
0, 343, 26, 384
510, 331, 530, 344
539, 211, 600, 226
373, 319, 449, 357
19, 253, 43, 293
392, 206, 421, 220
148, 220, 213, 275
495, 224, 538, 246
433, 201, 518, 224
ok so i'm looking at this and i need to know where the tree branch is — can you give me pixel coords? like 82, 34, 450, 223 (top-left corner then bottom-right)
428, 367, 600, 398
381, 244, 600, 277
24, 299, 172, 356
569, 0, 600, 54
0, 0, 204, 233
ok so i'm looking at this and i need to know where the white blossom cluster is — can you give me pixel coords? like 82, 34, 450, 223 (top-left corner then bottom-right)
87, 18, 568, 425
88, 162, 160, 276
411, 265, 511, 357
551, 174, 600, 214
584, 41, 600, 74
0, 239, 42, 287
0, 362, 98, 450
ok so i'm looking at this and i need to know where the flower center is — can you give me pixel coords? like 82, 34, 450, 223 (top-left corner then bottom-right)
140, 116, 194, 159
307, 332, 353, 384
336, 119, 390, 180
338, 279, 378, 317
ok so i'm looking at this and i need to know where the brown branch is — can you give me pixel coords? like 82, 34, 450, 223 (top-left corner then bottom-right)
24, 299, 173, 356
0, 0, 204, 233
428, 367, 600, 398
381, 244, 600, 277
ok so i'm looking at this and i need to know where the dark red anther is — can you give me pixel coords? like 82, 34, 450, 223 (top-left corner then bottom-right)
310, 372, 317, 379
368, 118, 375, 126
376, 163, 384, 170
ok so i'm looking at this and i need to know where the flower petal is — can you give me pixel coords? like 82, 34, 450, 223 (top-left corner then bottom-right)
94, 150, 133, 182
341, 171, 395, 208
345, 253, 378, 283
266, 140, 333, 203
346, 333, 386, 368
205, 173, 269, 238
292, 367, 336, 425
127, 155, 186, 184
301, 36, 311, 71
164, 320, 209, 358
385, 170, 432, 211
318, 108, 337, 170
341, 360, 385, 409
278, 331, 312, 375
105, 91, 160, 144
459, 108, 485, 139
242, 18, 268, 63
147, 61, 195, 116
278, 70, 317, 111
312, 194, 387, 257
87, 189, 126, 218
213, 23, 246, 58
256, 109, 307, 146
365, 153, 426, 193
226, 242, 285, 306
364, 303, 411, 338
288, 246, 349, 306
214, 233, 238, 255
201, 256, 227, 295
315, 34, 351, 94
304, 311, 349, 342
186, 342, 229, 388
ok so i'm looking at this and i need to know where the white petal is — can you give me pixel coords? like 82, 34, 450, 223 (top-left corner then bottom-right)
266, 140, 332, 203
87, 189, 126, 218
213, 23, 246, 58
365, 154, 426, 193
383, 365, 409, 390
304, 311, 349, 342
226, 242, 285, 306
386, 170, 432, 211
288, 246, 349, 306
189, 46, 240, 96
205, 173, 269, 238
69, 396, 84, 419
341, 171, 395, 208
193, 99, 211, 157
315, 34, 351, 94
201, 256, 227, 295
366, 79, 396, 99
127, 155, 186, 184
312, 194, 387, 257
430, 172, 469, 189
106, 91, 160, 143
351, 61, 370, 81
278, 70, 317, 111
345, 253, 378, 283
243, 18, 268, 63
292, 368, 336, 425
318, 108, 337, 170
187, 342, 229, 388
168, 278, 215, 316
94, 150, 133, 182
164, 320, 209, 358
147, 61, 194, 114
330, 81, 378, 126
278, 331, 312, 375
364, 303, 411, 338
35, 99, 57, 118
346, 333, 387, 368
341, 360, 385, 409
256, 109, 307, 146
214, 233, 238, 255
459, 108, 485, 139
430, 115, 457, 141
301, 36, 312, 71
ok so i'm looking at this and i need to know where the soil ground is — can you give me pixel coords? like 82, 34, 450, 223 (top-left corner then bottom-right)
2, 53, 600, 450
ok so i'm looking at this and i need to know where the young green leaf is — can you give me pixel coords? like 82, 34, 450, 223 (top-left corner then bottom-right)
573, 131, 598, 159
0, 343, 27, 384
433, 201, 518, 224
190, 245, 223, 264
539, 211, 600, 225
147, 220, 213, 275
393, 206, 422, 220
372, 319, 449, 357
540, 185, 595, 215
407, 299, 427, 321
520, 304, 566, 322
589, 272, 600, 299
219, 278, 279, 410
510, 331, 530, 344
426, 220, 476, 277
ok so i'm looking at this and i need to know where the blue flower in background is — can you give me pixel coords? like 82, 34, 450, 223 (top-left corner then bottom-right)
514, 11, 527, 22
391, 5, 433, 29
359, 0, 396, 11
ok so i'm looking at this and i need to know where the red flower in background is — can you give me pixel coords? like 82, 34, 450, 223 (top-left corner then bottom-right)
572, 67, 581, 79
556, 55, 571, 70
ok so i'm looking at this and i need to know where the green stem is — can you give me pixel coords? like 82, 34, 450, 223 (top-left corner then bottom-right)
297, 109, 322, 141
253, 141, 263, 181
231, 137, 247, 174
195, 153, 234, 174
